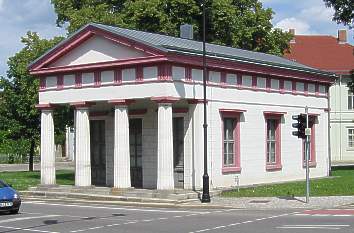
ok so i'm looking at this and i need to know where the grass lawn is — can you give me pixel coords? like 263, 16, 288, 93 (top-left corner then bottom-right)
0, 170, 74, 191
222, 167, 354, 197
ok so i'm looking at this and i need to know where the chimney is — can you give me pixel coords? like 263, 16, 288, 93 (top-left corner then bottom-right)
338, 29, 347, 43
289, 29, 296, 43
180, 24, 193, 40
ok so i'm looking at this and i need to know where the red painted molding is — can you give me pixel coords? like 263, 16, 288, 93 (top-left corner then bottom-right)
57, 75, 64, 90
129, 109, 147, 115
187, 99, 205, 104
173, 108, 189, 113
89, 111, 109, 117
29, 25, 165, 71
30, 56, 167, 76
279, 79, 285, 94
114, 69, 122, 84
94, 71, 101, 87
35, 103, 57, 110
70, 101, 95, 108
266, 164, 283, 171
167, 54, 334, 84
39, 77, 46, 90
266, 77, 271, 92
236, 73, 242, 87
221, 112, 241, 174
136, 66, 143, 82
219, 109, 247, 115
109, 99, 136, 106
75, 73, 82, 88
185, 66, 192, 81
151, 96, 180, 103
252, 75, 257, 88
263, 111, 287, 115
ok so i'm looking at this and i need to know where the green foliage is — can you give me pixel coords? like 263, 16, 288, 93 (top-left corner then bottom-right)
222, 168, 354, 197
51, 0, 292, 55
324, 0, 354, 28
0, 32, 64, 162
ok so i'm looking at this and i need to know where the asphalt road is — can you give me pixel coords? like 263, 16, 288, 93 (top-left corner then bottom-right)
0, 200, 353, 233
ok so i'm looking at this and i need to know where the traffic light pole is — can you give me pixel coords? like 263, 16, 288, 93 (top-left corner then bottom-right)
305, 106, 310, 203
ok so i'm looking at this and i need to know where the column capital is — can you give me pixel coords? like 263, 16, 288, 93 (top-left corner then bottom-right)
151, 96, 179, 104
70, 101, 95, 109
35, 103, 57, 111
108, 99, 136, 106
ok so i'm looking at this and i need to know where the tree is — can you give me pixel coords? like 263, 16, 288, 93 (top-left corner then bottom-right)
324, 0, 354, 28
51, 0, 292, 56
0, 32, 65, 170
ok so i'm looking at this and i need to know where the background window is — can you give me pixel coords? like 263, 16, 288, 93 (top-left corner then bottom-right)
242, 75, 252, 87
284, 80, 292, 91
270, 79, 279, 90
348, 129, 354, 148
223, 118, 235, 166
348, 91, 354, 110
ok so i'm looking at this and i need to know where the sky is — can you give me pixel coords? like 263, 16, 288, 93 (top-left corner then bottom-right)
0, 0, 353, 77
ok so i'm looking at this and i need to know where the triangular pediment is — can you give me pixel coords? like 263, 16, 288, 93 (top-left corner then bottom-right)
48, 35, 150, 68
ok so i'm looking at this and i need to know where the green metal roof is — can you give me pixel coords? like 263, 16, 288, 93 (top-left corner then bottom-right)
30, 23, 336, 79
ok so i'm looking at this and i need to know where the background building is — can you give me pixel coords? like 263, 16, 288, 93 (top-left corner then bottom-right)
284, 29, 354, 165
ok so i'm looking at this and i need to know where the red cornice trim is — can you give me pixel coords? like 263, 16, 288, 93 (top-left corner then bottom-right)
35, 103, 57, 110
109, 99, 136, 106
30, 56, 167, 76
263, 111, 287, 115
173, 108, 189, 113
29, 25, 165, 71
129, 109, 147, 115
167, 54, 334, 84
219, 109, 247, 115
151, 96, 180, 103
187, 99, 205, 104
70, 101, 95, 108
90, 111, 109, 117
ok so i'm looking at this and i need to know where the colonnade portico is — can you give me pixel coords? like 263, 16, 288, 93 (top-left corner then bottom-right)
37, 98, 188, 190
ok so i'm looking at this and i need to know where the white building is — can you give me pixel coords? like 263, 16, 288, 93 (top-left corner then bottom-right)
29, 23, 335, 190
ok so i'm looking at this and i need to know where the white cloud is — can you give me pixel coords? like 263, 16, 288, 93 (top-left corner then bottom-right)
300, 5, 335, 23
275, 17, 313, 34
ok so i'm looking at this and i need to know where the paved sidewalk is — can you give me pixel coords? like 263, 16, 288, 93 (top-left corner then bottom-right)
0, 161, 74, 172
203, 196, 354, 209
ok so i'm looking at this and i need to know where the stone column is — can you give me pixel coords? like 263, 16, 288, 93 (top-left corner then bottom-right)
72, 102, 92, 187
155, 99, 176, 190
37, 104, 56, 186
109, 99, 135, 188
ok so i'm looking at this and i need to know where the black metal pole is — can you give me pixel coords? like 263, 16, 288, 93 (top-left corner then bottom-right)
201, 0, 211, 203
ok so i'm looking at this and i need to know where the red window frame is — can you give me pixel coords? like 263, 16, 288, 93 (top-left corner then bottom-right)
264, 112, 285, 171
220, 109, 245, 173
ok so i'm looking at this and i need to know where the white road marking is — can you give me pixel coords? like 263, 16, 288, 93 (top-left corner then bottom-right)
0, 225, 58, 233
24, 201, 207, 214
277, 224, 350, 230
188, 212, 292, 233
333, 214, 352, 217
0, 215, 59, 224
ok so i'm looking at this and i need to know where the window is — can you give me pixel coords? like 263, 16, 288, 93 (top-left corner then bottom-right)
348, 91, 354, 110
242, 75, 252, 87
264, 113, 282, 171
270, 79, 279, 90
308, 83, 316, 94
348, 129, 354, 148
224, 118, 235, 166
296, 82, 305, 92
257, 77, 266, 88
220, 109, 243, 173
284, 80, 292, 91
303, 116, 317, 167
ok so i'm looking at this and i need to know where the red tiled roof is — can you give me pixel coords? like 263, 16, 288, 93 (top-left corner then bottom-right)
284, 35, 354, 75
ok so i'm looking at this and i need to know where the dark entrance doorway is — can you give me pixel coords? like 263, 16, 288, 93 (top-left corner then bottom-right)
173, 117, 184, 188
129, 119, 143, 188
90, 120, 106, 186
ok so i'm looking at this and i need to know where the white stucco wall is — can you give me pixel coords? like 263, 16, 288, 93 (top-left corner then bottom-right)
50, 36, 148, 67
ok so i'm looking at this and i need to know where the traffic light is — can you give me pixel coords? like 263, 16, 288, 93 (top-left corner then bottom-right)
292, 114, 307, 139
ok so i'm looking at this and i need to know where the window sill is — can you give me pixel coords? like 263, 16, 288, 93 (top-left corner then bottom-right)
303, 161, 317, 168
222, 167, 241, 174
266, 164, 282, 171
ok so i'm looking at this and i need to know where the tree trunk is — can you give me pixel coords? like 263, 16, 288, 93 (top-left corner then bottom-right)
29, 139, 35, 171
